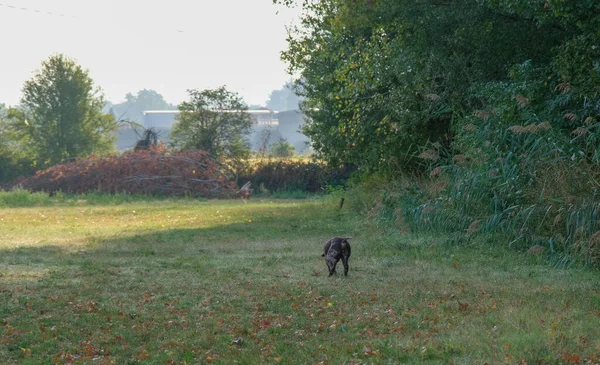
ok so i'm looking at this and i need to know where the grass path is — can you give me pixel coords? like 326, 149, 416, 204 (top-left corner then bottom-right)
1, 198, 599, 364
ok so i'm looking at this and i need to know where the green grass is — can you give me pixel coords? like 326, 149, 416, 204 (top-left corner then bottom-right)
255, 189, 318, 200
1, 197, 599, 364
0, 189, 201, 208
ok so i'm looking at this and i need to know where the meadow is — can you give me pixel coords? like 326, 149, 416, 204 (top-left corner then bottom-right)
1, 194, 599, 364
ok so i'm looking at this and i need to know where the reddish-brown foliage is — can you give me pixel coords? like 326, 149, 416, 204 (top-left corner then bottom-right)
15, 146, 237, 197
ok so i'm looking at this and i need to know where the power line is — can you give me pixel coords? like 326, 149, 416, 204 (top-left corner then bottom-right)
0, 2, 76, 19
0, 2, 186, 33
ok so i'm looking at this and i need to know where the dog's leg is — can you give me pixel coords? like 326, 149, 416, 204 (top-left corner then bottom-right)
342, 255, 349, 276
327, 257, 339, 276
326, 257, 335, 276
330, 260, 338, 276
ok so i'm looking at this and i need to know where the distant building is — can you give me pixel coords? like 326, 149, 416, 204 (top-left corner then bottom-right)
141, 110, 179, 128
142, 109, 279, 129
115, 108, 307, 152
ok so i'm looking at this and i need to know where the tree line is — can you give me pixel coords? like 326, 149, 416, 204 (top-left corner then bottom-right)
276, 0, 599, 173
0, 54, 297, 184
276, 0, 600, 263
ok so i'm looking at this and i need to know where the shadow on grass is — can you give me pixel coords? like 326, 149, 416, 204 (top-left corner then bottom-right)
0, 201, 357, 283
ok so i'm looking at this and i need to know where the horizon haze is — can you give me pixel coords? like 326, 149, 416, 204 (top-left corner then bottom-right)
0, 0, 300, 106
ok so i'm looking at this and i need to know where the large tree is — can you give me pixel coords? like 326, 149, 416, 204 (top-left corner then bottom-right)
11, 54, 116, 167
170, 87, 253, 160
276, 0, 566, 172
0, 104, 36, 182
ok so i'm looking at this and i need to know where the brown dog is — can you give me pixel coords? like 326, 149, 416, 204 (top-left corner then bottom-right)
321, 237, 352, 276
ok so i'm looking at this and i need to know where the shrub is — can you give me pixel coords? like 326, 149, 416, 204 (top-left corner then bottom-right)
238, 158, 353, 194
269, 139, 296, 158
0, 155, 36, 185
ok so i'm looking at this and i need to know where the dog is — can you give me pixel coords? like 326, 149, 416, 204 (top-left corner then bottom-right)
321, 237, 352, 276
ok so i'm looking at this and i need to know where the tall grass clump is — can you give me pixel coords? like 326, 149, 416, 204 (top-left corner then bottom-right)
353, 61, 600, 267
0, 188, 55, 207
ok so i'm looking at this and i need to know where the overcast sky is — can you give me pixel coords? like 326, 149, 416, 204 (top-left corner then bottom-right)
0, 0, 300, 106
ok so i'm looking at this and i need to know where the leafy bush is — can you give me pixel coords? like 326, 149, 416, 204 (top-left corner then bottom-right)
13, 146, 237, 198
269, 139, 296, 158
0, 155, 36, 185
238, 158, 353, 193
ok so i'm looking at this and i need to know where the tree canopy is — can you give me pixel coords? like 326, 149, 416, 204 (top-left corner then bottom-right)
269, 137, 296, 157
265, 81, 303, 112
276, 0, 597, 173
0, 104, 35, 182
108, 89, 177, 124
8, 54, 116, 168
170, 86, 253, 161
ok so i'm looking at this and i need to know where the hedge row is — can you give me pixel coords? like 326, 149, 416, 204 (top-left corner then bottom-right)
237, 158, 353, 193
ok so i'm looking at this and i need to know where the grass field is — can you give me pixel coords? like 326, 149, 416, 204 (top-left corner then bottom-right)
1, 196, 600, 364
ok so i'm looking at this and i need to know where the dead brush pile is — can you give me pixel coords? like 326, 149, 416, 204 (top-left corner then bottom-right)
14, 145, 237, 197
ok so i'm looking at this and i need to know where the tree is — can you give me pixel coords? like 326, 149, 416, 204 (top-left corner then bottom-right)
269, 137, 296, 157
0, 104, 36, 182
11, 54, 116, 167
265, 81, 303, 111
109, 89, 176, 123
276, 0, 565, 172
170, 87, 253, 160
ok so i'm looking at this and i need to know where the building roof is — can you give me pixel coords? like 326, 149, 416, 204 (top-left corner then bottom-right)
143, 109, 278, 115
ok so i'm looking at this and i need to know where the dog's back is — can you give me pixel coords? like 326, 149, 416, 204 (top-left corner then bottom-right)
322, 236, 351, 255
322, 237, 352, 276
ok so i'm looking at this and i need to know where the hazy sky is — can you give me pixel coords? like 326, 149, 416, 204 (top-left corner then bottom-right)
0, 0, 300, 106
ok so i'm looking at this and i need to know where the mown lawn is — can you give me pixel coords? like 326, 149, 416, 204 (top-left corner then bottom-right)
1, 197, 599, 364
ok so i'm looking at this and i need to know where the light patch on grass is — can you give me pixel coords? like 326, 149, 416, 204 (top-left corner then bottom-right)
0, 265, 50, 282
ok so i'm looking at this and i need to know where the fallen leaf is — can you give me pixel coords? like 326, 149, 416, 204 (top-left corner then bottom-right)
363, 346, 376, 356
